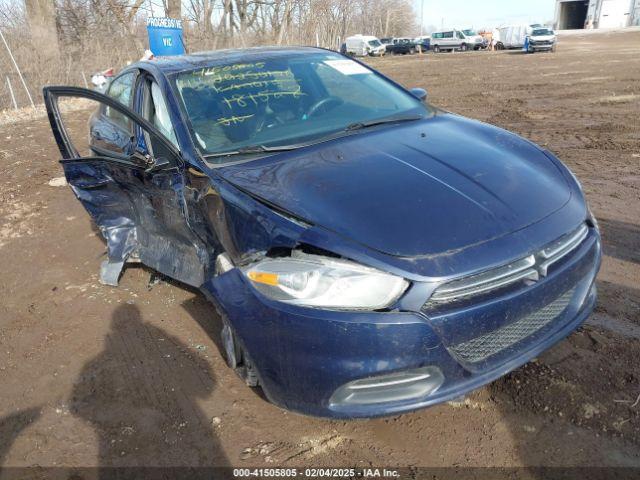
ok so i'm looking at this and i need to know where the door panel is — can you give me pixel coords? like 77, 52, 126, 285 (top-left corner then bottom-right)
44, 86, 208, 287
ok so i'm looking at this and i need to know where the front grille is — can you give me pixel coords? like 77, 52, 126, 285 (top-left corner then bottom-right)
424, 224, 589, 308
447, 287, 576, 364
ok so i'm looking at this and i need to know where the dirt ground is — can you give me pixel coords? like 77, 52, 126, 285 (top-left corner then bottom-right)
0, 30, 639, 474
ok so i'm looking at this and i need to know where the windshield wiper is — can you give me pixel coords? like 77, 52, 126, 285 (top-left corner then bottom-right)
344, 114, 424, 132
203, 114, 425, 159
204, 144, 302, 158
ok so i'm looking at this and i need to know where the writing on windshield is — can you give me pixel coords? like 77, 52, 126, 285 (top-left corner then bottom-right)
175, 52, 429, 160
193, 62, 305, 127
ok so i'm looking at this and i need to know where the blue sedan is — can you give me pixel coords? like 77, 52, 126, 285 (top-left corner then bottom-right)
44, 47, 601, 418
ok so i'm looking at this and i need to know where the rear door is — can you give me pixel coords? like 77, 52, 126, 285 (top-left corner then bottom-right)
44, 85, 209, 287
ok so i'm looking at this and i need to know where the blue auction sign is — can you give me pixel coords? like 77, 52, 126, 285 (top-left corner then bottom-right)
146, 17, 185, 56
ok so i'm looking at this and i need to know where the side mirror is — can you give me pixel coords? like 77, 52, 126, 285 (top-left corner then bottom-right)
410, 87, 428, 102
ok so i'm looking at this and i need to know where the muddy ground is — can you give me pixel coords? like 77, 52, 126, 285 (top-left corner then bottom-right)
0, 30, 639, 474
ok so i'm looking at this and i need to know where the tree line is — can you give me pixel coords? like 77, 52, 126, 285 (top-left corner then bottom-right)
0, 0, 416, 109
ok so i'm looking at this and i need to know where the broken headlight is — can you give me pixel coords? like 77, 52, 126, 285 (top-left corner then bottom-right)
242, 252, 408, 310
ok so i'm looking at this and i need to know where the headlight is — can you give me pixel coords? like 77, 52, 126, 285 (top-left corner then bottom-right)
242, 252, 408, 310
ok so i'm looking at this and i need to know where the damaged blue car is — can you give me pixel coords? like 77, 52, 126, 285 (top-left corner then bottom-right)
44, 47, 601, 418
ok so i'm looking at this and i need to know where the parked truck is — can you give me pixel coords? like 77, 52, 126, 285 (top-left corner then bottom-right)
380, 37, 418, 55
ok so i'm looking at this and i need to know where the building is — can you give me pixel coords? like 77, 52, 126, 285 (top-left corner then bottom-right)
555, 0, 640, 29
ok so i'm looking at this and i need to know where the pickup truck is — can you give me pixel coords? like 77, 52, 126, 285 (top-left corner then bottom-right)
380, 37, 418, 55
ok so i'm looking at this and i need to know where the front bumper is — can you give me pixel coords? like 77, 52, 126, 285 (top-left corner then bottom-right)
530, 42, 555, 50
202, 229, 601, 419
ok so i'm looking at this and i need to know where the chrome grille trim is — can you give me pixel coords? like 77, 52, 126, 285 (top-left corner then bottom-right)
429, 255, 538, 303
426, 224, 589, 306
448, 287, 576, 364
538, 224, 589, 276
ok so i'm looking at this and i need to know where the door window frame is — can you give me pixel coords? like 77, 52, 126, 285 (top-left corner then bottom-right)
44, 85, 183, 171
104, 70, 138, 130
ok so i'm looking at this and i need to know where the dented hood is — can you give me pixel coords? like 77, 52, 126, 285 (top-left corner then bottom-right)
217, 114, 571, 257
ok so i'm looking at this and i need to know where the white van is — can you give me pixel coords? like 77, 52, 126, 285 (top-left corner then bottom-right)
345, 35, 386, 57
430, 29, 472, 52
460, 29, 486, 50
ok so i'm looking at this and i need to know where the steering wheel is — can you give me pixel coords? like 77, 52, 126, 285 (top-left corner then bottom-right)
305, 96, 344, 118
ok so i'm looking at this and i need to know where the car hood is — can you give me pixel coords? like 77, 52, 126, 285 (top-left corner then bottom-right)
216, 114, 571, 257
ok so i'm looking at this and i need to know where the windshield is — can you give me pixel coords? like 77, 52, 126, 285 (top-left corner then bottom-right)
174, 52, 430, 161
368, 40, 381, 47
462, 29, 476, 36
532, 28, 553, 36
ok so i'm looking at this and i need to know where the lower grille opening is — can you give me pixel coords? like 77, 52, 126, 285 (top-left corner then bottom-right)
447, 286, 577, 365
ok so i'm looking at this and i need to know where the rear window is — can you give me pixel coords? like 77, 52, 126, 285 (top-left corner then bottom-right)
105, 72, 135, 128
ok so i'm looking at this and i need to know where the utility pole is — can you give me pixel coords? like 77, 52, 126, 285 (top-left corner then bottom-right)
420, 0, 424, 36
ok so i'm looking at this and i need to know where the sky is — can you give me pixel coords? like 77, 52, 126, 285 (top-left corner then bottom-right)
414, 0, 558, 31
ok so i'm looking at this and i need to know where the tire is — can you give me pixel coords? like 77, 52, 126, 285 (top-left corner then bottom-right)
496, 42, 504, 51
460, 43, 468, 52
433, 45, 440, 53
221, 319, 260, 387
410, 47, 416, 54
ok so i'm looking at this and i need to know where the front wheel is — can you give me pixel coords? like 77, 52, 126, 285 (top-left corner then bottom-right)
222, 320, 260, 387
433, 45, 440, 53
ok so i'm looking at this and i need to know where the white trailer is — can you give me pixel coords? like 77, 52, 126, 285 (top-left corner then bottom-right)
495, 25, 531, 49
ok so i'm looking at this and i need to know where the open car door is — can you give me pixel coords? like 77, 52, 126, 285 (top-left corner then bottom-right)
43, 86, 209, 287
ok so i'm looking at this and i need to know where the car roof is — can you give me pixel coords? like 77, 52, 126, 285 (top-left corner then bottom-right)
131, 46, 331, 76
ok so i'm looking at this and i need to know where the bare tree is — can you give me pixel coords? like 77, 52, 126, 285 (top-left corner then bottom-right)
0, 0, 417, 110
164, 0, 181, 19
24, 0, 60, 56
